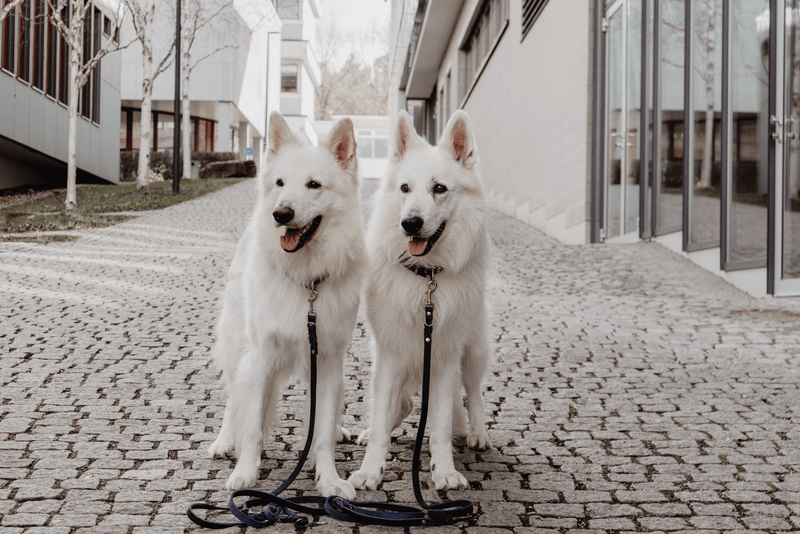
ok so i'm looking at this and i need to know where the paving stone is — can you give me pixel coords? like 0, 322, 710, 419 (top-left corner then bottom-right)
1, 179, 800, 532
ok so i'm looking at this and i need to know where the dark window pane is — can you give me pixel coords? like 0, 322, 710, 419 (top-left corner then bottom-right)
18, 0, 30, 81
281, 64, 297, 92
46, 5, 57, 97
32, 0, 44, 89
2, 0, 16, 72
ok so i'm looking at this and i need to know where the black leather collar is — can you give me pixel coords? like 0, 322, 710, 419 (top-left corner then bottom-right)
403, 264, 443, 278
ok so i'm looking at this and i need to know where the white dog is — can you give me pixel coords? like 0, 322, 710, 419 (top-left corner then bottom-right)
208, 112, 364, 500
349, 110, 492, 492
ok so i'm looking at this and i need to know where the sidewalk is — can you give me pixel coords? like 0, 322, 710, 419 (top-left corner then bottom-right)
0, 178, 799, 533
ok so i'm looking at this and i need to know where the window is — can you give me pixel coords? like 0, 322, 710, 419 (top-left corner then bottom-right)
155, 111, 174, 151
461, 0, 508, 99
103, 15, 110, 36
46, 3, 57, 97
92, 7, 101, 122
58, 6, 68, 104
80, 9, 92, 118
120, 109, 129, 149
2, 0, 15, 72
281, 64, 297, 92
357, 137, 372, 158
32, 0, 44, 90
17, 0, 30, 82
522, 0, 549, 40
121, 108, 216, 153
274, 0, 299, 19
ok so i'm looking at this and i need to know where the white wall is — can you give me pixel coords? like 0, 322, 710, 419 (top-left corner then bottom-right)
427, 0, 591, 244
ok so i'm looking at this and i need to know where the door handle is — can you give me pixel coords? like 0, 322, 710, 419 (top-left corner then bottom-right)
772, 115, 783, 143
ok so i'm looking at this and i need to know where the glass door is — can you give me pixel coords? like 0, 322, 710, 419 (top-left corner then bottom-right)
772, 0, 800, 294
605, 1, 625, 240
604, 0, 642, 241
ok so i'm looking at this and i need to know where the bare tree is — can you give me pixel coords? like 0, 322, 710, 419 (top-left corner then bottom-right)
121, 0, 175, 190
47, 0, 129, 209
315, 20, 389, 120
695, 0, 722, 190
179, 0, 274, 181
0, 0, 24, 22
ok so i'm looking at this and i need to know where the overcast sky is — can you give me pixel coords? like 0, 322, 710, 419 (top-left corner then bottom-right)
319, 0, 391, 69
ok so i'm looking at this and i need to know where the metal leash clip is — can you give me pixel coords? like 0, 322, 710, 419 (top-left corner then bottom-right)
308, 281, 318, 317
424, 271, 436, 327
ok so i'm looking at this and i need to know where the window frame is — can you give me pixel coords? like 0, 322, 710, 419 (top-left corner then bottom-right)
458, 0, 509, 109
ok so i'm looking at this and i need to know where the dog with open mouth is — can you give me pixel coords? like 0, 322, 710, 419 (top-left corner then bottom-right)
208, 112, 365, 500
349, 109, 493, 492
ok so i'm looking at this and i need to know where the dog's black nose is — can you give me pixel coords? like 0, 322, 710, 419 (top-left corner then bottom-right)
401, 217, 424, 235
273, 207, 295, 225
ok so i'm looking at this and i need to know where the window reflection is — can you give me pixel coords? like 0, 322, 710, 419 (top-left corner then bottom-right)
783, 1, 800, 277
657, 0, 685, 234
689, 0, 723, 249
728, 0, 769, 266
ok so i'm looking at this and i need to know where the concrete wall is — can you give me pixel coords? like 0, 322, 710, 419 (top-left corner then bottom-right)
0, 25, 121, 189
418, 0, 593, 244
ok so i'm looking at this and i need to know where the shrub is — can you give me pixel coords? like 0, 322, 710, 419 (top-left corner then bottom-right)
120, 151, 242, 182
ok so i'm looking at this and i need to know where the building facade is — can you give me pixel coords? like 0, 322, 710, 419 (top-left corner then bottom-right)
0, 2, 121, 189
392, 0, 800, 297
277, 0, 321, 145
119, 0, 282, 160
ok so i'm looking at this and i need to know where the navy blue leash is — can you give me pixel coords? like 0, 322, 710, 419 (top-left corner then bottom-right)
187, 274, 473, 528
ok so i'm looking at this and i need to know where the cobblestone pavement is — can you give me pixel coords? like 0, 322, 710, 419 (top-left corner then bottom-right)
1, 178, 800, 534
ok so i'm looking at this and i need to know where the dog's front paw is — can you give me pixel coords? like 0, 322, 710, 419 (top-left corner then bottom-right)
336, 425, 351, 443
208, 437, 235, 459
317, 476, 356, 500
355, 428, 370, 446
348, 468, 382, 490
225, 464, 258, 490
432, 470, 468, 491
466, 430, 491, 450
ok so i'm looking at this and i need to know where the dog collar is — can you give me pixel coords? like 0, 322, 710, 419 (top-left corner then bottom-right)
303, 274, 327, 290
403, 264, 443, 278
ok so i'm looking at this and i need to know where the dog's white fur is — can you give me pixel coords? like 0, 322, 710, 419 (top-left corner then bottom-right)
349, 110, 492, 492
208, 112, 364, 499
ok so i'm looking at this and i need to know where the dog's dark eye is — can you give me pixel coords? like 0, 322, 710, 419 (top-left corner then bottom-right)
434, 184, 448, 194
307, 181, 321, 189
400, 184, 409, 193
276, 179, 284, 187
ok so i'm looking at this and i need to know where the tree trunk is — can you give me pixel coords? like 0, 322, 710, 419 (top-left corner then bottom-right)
136, 0, 154, 191
137, 84, 152, 190
698, 0, 716, 190
65, 31, 81, 210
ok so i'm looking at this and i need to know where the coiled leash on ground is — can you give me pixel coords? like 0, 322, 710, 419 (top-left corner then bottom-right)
187, 272, 473, 529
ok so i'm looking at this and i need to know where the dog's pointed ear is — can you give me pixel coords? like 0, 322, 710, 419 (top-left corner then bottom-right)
393, 109, 421, 164
440, 110, 477, 168
268, 111, 297, 160
326, 118, 358, 180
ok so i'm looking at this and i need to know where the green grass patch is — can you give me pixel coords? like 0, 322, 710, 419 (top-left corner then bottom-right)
1, 178, 248, 238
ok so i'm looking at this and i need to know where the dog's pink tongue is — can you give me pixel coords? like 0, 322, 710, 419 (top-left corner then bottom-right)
408, 238, 428, 256
281, 228, 302, 252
